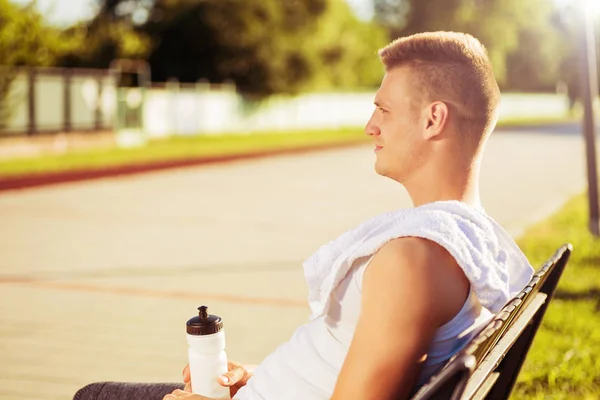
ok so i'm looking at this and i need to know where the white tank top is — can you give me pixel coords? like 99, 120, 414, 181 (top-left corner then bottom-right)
235, 255, 493, 399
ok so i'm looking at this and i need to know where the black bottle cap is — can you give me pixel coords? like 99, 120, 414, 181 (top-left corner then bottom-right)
186, 306, 223, 336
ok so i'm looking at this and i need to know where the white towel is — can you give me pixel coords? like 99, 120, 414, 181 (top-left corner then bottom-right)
302, 200, 534, 319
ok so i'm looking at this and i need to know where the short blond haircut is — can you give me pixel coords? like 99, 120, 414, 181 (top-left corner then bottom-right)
379, 32, 501, 142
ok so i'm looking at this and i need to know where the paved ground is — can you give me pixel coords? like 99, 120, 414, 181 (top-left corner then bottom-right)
0, 125, 592, 399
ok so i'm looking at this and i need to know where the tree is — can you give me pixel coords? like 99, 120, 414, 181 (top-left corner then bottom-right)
58, 7, 151, 69
141, 0, 329, 96
545, 4, 600, 108
80, 0, 386, 97
373, 0, 569, 92
0, 0, 67, 66
0, 0, 78, 128
373, 0, 410, 36
304, 0, 388, 91
504, 9, 568, 93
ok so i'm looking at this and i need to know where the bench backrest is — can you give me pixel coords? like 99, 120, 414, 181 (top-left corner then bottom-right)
409, 243, 572, 400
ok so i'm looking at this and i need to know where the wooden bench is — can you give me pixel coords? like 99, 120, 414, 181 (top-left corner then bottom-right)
409, 243, 572, 400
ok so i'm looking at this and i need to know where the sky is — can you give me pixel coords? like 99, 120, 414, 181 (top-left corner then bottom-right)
10, 0, 99, 26
10, 0, 374, 27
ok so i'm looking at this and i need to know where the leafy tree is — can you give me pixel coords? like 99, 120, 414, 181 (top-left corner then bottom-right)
305, 0, 388, 91
547, 4, 600, 108
0, 0, 68, 66
58, 11, 150, 69
139, 0, 329, 97
77, 0, 387, 97
0, 0, 79, 128
373, 0, 570, 92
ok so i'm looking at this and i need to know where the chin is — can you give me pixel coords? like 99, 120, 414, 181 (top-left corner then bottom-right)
374, 162, 388, 178
375, 163, 404, 183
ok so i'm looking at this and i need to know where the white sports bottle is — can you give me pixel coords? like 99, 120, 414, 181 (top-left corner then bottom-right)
186, 305, 230, 399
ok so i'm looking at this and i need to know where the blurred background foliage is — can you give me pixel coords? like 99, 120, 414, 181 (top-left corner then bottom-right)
0, 0, 596, 101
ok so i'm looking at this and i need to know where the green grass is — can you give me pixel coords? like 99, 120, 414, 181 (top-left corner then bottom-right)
0, 115, 577, 179
0, 128, 367, 178
512, 194, 600, 399
496, 114, 579, 127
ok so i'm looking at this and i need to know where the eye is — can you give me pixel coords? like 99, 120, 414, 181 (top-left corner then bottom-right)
378, 107, 388, 114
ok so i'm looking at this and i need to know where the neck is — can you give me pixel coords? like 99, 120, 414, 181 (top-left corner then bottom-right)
402, 153, 482, 208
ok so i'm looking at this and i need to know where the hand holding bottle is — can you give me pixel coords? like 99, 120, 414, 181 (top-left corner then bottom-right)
183, 361, 256, 397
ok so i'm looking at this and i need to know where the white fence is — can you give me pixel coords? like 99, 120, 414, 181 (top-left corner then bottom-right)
1, 67, 115, 134
143, 85, 572, 138
1, 67, 572, 138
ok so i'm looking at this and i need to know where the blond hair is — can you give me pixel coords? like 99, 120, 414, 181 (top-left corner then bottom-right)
379, 32, 501, 141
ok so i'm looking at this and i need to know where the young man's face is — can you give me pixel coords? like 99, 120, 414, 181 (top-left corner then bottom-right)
365, 66, 426, 183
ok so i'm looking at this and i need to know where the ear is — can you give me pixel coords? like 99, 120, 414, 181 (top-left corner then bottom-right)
423, 102, 449, 140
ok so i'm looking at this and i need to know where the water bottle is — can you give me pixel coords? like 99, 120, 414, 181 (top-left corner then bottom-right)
186, 305, 230, 399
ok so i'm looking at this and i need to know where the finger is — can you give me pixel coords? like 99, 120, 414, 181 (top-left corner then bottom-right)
170, 389, 190, 398
182, 364, 190, 383
219, 366, 246, 386
184, 381, 192, 393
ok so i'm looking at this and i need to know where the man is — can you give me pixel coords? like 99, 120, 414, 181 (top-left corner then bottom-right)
75, 31, 533, 400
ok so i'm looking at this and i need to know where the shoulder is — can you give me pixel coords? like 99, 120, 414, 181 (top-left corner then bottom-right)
331, 237, 471, 399
364, 237, 470, 327
374, 236, 452, 264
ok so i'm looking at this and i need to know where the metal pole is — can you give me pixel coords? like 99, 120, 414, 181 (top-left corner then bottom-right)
27, 68, 36, 135
63, 68, 72, 132
95, 72, 103, 131
578, 5, 600, 237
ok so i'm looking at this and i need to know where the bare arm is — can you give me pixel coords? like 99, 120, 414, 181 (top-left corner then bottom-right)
331, 237, 470, 400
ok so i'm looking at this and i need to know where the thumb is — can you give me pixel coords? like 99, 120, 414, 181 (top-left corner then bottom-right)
219, 366, 246, 386
182, 364, 190, 384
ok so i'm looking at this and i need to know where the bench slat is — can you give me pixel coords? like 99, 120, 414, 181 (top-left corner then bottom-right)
461, 293, 548, 399
470, 372, 499, 400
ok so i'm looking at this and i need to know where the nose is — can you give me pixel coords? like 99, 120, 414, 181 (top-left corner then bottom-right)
364, 114, 380, 137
